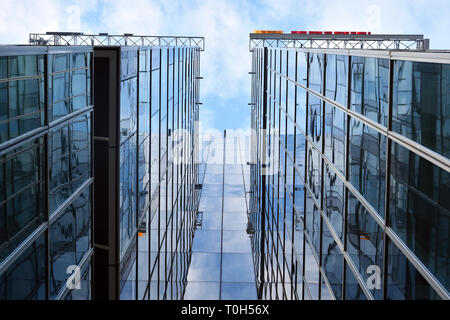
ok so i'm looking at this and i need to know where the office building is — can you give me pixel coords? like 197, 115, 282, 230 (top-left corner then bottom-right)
0, 45, 93, 299
248, 31, 450, 300
0, 32, 204, 300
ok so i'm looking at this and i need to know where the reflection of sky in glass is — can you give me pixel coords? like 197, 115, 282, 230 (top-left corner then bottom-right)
183, 133, 257, 300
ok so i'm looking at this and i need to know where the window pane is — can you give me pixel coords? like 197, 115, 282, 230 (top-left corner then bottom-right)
50, 187, 91, 298
0, 55, 45, 144
344, 263, 367, 300
348, 117, 386, 217
324, 163, 345, 241
322, 221, 343, 299
324, 102, 346, 174
326, 54, 348, 106
392, 60, 450, 158
346, 191, 384, 299
0, 233, 46, 300
120, 133, 137, 257
48, 52, 91, 122
1, 137, 45, 261
387, 239, 441, 300
389, 141, 450, 290
308, 53, 323, 94
350, 57, 389, 126
49, 113, 91, 214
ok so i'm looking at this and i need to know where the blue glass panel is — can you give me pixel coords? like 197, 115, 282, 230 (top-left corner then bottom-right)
324, 163, 345, 241
307, 94, 322, 148
296, 86, 307, 132
307, 145, 321, 202
120, 49, 137, 80
348, 117, 386, 217
392, 60, 450, 158
138, 137, 150, 221
324, 103, 346, 174
120, 133, 137, 257
0, 55, 45, 144
296, 52, 307, 86
50, 187, 91, 298
350, 57, 389, 126
49, 113, 91, 213
326, 54, 348, 106
308, 53, 323, 94
321, 221, 343, 299
0, 233, 46, 300
48, 52, 91, 122
305, 191, 320, 255
346, 191, 384, 299
63, 262, 91, 300
387, 239, 441, 300
120, 77, 137, 144
1, 137, 45, 261
344, 263, 367, 300
389, 141, 449, 290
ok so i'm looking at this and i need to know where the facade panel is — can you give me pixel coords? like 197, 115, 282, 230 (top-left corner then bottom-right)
250, 43, 450, 300
0, 46, 93, 300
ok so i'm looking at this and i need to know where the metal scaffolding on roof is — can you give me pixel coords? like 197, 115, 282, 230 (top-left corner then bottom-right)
249, 33, 429, 51
29, 32, 205, 51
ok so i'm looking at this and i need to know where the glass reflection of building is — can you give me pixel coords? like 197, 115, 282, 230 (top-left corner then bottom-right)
93, 45, 201, 300
0, 35, 202, 300
249, 40, 450, 300
0, 46, 93, 300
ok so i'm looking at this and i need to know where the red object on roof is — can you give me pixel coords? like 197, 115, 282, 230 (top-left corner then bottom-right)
309, 31, 323, 34
334, 31, 349, 35
291, 31, 307, 34
324, 31, 333, 34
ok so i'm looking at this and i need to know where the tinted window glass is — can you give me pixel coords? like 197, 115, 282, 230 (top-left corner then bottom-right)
392, 60, 450, 158
348, 117, 386, 217
351, 57, 389, 126
389, 141, 450, 290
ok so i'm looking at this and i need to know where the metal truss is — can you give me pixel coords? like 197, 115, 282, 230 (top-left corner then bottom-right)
29, 32, 205, 51
249, 33, 429, 52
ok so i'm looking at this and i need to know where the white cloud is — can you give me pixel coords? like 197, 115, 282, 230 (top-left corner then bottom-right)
1, 0, 449, 131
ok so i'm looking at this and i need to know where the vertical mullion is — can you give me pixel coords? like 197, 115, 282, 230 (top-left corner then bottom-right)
319, 53, 326, 300
302, 51, 309, 300
135, 48, 140, 301
342, 54, 352, 300
382, 58, 394, 300
157, 48, 161, 300
290, 50, 297, 300
44, 51, 51, 300
147, 49, 152, 300
257, 47, 268, 299
88, 50, 94, 300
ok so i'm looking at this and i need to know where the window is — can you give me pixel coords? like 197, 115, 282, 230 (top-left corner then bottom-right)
392, 60, 450, 158
350, 57, 389, 126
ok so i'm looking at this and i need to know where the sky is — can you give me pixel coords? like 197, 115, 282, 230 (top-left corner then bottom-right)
1, 0, 450, 132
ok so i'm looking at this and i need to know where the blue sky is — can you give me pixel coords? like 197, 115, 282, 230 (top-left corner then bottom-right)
1, 0, 450, 131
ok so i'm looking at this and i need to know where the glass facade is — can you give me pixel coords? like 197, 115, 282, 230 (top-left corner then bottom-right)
250, 46, 450, 300
90, 45, 201, 300
0, 47, 93, 300
1, 40, 202, 301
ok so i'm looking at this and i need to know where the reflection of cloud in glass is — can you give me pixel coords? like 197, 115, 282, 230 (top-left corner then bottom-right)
183, 282, 220, 300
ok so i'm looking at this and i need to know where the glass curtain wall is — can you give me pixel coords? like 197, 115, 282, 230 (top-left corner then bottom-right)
249, 46, 450, 300
118, 46, 201, 300
0, 47, 93, 300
